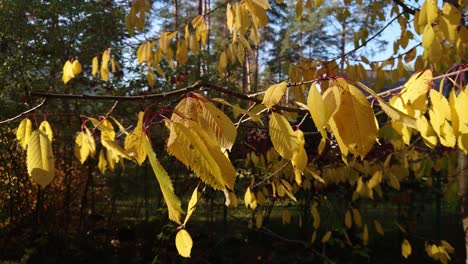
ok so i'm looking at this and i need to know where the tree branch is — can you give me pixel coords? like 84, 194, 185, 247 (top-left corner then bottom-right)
393, 0, 416, 15
0, 98, 47, 124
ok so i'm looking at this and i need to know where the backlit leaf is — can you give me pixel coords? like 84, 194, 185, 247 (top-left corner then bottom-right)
144, 135, 183, 224
16, 118, 32, 149
27, 130, 55, 187
402, 239, 412, 258
292, 129, 307, 186
62, 61, 74, 84
262, 82, 287, 109
39, 121, 53, 142
352, 208, 362, 228
92, 56, 99, 76
72, 60, 82, 75
184, 186, 198, 225
363, 224, 369, 245
269, 112, 299, 160
175, 229, 193, 258
345, 209, 352, 229
102, 138, 132, 161
98, 149, 107, 174
166, 121, 237, 190
321, 231, 332, 243
307, 83, 327, 137
124, 111, 147, 165
328, 80, 378, 158
374, 219, 384, 236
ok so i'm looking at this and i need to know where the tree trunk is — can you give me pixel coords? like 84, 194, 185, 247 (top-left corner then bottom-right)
457, 150, 468, 262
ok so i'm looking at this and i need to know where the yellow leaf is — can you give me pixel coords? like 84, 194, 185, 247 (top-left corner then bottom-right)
402, 239, 412, 258
292, 130, 307, 186
175, 229, 193, 258
368, 170, 382, 189
62, 61, 74, 84
328, 80, 378, 158
226, 3, 234, 32
388, 173, 401, 190
352, 208, 362, 228
218, 51, 228, 76
422, 24, 435, 49
124, 111, 147, 165
262, 82, 287, 109
102, 138, 132, 161
416, 116, 438, 148
426, 0, 439, 24
269, 112, 299, 160
98, 149, 107, 174
307, 83, 328, 137
74, 127, 96, 164
166, 121, 237, 190
321, 231, 332, 243
101, 50, 110, 82
39, 121, 53, 142
374, 220, 384, 236
196, 94, 237, 151
183, 186, 198, 225
16, 118, 32, 149
72, 60, 82, 75
147, 70, 156, 87
244, 187, 257, 209
252, 0, 271, 9
92, 56, 99, 76
27, 130, 55, 187
363, 224, 369, 245
176, 40, 188, 66
345, 209, 352, 229
295, 0, 303, 21
144, 135, 183, 224
356, 82, 417, 128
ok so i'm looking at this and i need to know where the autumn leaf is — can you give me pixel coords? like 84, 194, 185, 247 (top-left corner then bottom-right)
374, 219, 384, 236
402, 239, 412, 258
144, 135, 183, 224
92, 56, 99, 76
345, 209, 352, 229
328, 80, 378, 158
124, 111, 147, 165
27, 130, 55, 187
166, 121, 237, 190
74, 127, 96, 164
262, 82, 287, 109
307, 83, 328, 138
39, 121, 53, 142
321, 231, 332, 243
62, 61, 75, 84
175, 229, 193, 258
183, 186, 198, 225
16, 118, 32, 149
269, 112, 299, 160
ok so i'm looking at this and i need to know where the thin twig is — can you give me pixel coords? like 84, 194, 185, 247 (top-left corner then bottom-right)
369, 67, 468, 99
90, 100, 119, 135
251, 161, 289, 189
0, 98, 47, 124
259, 227, 337, 264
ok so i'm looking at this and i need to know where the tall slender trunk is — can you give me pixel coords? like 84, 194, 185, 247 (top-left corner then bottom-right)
242, 52, 251, 93
457, 150, 468, 262
253, 45, 259, 93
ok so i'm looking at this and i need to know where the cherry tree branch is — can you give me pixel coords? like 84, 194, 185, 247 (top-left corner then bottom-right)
0, 98, 47, 124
